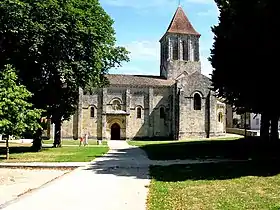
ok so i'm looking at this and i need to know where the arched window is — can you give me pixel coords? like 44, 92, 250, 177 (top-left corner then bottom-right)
160, 107, 165, 119
194, 93, 201, 110
137, 107, 141, 119
172, 39, 179, 60
90, 107, 95, 118
218, 112, 223, 122
183, 40, 188, 61
112, 99, 121, 110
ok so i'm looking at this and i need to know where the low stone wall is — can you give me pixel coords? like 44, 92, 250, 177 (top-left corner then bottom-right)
226, 128, 258, 136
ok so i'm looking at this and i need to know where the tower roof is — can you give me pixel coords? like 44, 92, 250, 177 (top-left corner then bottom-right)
166, 6, 200, 36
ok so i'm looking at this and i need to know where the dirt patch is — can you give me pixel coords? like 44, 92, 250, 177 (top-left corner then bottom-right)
0, 168, 71, 206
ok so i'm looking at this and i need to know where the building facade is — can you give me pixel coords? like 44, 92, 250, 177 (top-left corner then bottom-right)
53, 6, 226, 140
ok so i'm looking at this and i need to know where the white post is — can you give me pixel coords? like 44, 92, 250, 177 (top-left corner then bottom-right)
0, 134, 2, 141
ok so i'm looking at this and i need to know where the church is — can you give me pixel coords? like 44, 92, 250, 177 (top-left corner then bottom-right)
55, 6, 226, 140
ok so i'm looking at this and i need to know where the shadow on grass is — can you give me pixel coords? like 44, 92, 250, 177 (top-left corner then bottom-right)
83, 137, 280, 180
150, 160, 280, 181
140, 137, 280, 160
0, 146, 34, 156
0, 145, 54, 160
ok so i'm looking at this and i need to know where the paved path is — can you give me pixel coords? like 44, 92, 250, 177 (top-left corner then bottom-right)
1, 141, 150, 210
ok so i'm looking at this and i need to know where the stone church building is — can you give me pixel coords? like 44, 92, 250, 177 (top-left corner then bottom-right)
56, 6, 226, 140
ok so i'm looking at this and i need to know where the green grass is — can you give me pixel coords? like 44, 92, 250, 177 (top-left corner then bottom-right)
128, 137, 241, 147
42, 139, 107, 146
130, 137, 280, 161
0, 145, 109, 162
148, 162, 280, 210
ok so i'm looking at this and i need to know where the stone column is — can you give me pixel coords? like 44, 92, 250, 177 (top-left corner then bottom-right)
125, 88, 131, 140
148, 88, 154, 138
179, 37, 183, 61
101, 88, 107, 140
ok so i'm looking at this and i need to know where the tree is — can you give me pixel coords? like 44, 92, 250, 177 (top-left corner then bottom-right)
0, 65, 43, 159
209, 0, 279, 140
0, 0, 129, 148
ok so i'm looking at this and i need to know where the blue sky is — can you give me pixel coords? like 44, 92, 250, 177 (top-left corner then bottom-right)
100, 0, 219, 77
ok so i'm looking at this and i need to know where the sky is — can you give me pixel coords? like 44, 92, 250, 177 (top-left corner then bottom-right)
99, 0, 219, 77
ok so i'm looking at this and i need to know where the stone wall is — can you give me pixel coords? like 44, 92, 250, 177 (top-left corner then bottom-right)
60, 78, 226, 140
160, 33, 201, 80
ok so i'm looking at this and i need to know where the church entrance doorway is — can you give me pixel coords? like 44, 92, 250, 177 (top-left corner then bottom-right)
111, 123, 121, 140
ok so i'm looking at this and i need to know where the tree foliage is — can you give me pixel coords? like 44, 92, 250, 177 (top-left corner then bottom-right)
209, 0, 279, 139
0, 0, 129, 146
0, 65, 42, 158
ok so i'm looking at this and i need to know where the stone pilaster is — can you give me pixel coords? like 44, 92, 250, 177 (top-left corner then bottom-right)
209, 92, 217, 136
172, 86, 177, 139
148, 88, 154, 138
125, 88, 131, 139
178, 90, 185, 139
101, 88, 107, 140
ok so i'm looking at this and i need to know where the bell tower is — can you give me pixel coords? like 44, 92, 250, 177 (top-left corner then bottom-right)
160, 6, 201, 80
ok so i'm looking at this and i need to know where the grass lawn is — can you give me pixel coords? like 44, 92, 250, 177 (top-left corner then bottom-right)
148, 161, 280, 210
42, 139, 107, 146
0, 144, 109, 162
128, 136, 241, 147
129, 137, 280, 160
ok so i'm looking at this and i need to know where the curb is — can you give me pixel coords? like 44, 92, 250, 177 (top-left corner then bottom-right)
0, 162, 88, 169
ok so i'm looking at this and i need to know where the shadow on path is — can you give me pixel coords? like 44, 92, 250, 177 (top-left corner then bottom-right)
84, 138, 280, 181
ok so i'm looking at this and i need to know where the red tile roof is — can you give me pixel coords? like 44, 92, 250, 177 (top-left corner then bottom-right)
166, 6, 200, 36
106, 74, 175, 87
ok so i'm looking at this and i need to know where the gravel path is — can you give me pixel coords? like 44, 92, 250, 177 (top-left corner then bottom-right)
0, 169, 69, 207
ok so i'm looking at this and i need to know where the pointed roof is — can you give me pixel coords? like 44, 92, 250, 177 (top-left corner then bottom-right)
166, 6, 200, 36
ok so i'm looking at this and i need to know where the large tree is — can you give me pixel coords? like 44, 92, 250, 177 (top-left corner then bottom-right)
0, 65, 42, 159
0, 0, 129, 147
209, 0, 279, 140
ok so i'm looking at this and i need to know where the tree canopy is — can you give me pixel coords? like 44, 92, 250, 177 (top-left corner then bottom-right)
209, 0, 279, 139
0, 0, 129, 146
0, 65, 42, 158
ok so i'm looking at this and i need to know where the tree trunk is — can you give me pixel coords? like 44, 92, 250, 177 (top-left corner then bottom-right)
260, 112, 270, 141
32, 128, 43, 152
53, 120, 62, 148
270, 115, 279, 141
6, 137, 9, 160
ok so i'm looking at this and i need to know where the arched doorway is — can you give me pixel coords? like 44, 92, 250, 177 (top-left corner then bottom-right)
111, 123, 121, 140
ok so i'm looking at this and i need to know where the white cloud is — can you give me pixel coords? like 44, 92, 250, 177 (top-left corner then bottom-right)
123, 41, 160, 62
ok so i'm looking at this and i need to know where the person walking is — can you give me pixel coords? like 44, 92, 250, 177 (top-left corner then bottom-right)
83, 133, 89, 146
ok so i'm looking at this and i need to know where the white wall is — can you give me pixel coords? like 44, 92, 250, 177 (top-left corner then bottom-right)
250, 114, 261, 130
250, 113, 280, 130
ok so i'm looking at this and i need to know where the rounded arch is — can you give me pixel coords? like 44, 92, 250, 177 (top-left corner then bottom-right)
135, 105, 144, 109
160, 106, 165, 119
109, 97, 122, 104
110, 98, 122, 111
107, 118, 125, 129
190, 90, 204, 98
87, 105, 97, 118
136, 106, 143, 119
193, 93, 202, 110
